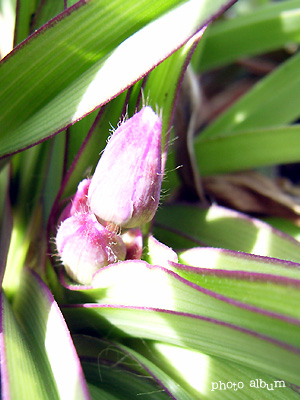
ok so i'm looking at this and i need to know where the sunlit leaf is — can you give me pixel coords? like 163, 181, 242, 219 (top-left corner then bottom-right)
154, 204, 300, 261
0, 0, 236, 158
193, 0, 300, 71
74, 335, 192, 399
0, 268, 90, 399
61, 261, 300, 385
198, 51, 300, 140
195, 125, 300, 175
132, 340, 300, 399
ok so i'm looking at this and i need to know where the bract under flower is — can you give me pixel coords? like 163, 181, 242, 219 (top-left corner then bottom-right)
88, 106, 162, 228
121, 228, 143, 260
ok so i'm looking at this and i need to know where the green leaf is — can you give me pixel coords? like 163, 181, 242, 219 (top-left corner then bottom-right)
63, 305, 300, 387
171, 256, 300, 319
31, 0, 65, 30
42, 133, 66, 224
1, 293, 53, 399
193, 0, 300, 71
195, 125, 300, 175
132, 340, 300, 399
198, 50, 300, 140
74, 335, 192, 399
63, 113, 96, 176
1, 268, 90, 399
14, 0, 38, 45
142, 32, 205, 196
82, 361, 171, 400
0, 164, 12, 284
145, 234, 178, 267
264, 217, 300, 242
61, 261, 300, 385
154, 204, 300, 261
0, 0, 235, 158
11, 142, 51, 219
0, 0, 17, 57
3, 212, 31, 299
89, 261, 300, 347
179, 247, 300, 279
142, 30, 204, 146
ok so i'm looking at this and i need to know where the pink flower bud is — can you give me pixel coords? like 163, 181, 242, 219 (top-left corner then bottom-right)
69, 178, 91, 215
56, 213, 126, 284
88, 106, 162, 228
58, 179, 91, 224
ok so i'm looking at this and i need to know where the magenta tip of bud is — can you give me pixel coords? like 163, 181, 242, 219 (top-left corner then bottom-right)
88, 106, 162, 228
57, 179, 91, 225
69, 178, 91, 215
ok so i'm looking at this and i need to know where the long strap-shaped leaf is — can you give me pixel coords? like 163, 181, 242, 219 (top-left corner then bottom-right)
193, 0, 300, 72
133, 340, 300, 399
198, 49, 300, 140
154, 204, 300, 261
0, 0, 237, 159
195, 125, 300, 175
62, 260, 300, 386
0, 165, 12, 285
73, 335, 192, 399
0, 268, 90, 400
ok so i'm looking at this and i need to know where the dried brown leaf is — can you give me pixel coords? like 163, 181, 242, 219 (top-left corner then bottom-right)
203, 171, 300, 219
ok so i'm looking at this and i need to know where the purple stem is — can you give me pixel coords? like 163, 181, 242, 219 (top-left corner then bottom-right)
136, 75, 150, 110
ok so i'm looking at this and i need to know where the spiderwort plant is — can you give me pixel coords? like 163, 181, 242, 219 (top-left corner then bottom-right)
3, 0, 300, 399
56, 106, 162, 284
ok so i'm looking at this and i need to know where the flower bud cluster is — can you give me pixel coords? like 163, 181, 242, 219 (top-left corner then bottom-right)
55, 106, 162, 284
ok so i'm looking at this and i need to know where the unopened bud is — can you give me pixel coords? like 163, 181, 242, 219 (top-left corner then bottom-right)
58, 179, 91, 224
69, 178, 91, 215
88, 106, 162, 228
56, 213, 126, 284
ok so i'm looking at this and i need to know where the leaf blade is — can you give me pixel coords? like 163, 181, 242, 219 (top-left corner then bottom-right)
0, 0, 237, 158
10, 268, 91, 400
